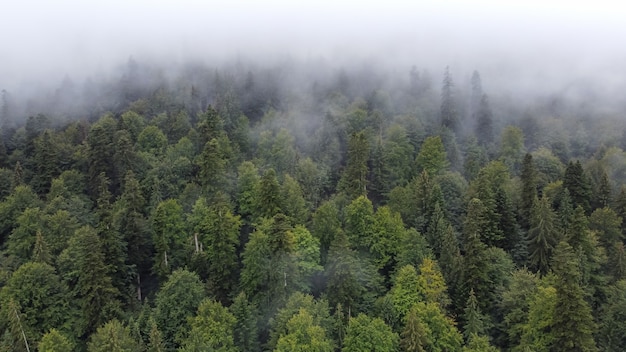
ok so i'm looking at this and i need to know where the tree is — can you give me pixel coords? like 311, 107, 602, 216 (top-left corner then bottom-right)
550, 241, 598, 352
197, 135, 232, 194
178, 298, 237, 352
343, 314, 399, 352
274, 308, 334, 352
292, 225, 323, 292
268, 293, 332, 351
400, 307, 430, 352
230, 292, 259, 352
146, 318, 166, 352
311, 200, 342, 265
475, 94, 494, 146
440, 66, 458, 133
338, 131, 370, 199
520, 153, 538, 230
410, 302, 463, 352
370, 206, 405, 273
236, 161, 260, 223
598, 280, 626, 351
1, 262, 70, 343
528, 196, 558, 275
87, 319, 139, 352
151, 199, 187, 279
388, 265, 421, 319
38, 329, 74, 352
153, 269, 206, 350
87, 114, 117, 193
415, 135, 449, 176
345, 195, 375, 251
563, 160, 592, 213
280, 174, 309, 225
189, 195, 241, 302
254, 168, 282, 220
416, 258, 450, 308
499, 126, 525, 174
463, 289, 486, 340
518, 285, 557, 352
58, 226, 120, 339
114, 171, 150, 299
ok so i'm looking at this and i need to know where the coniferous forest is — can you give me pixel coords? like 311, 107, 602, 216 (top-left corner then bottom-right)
1, 58, 626, 352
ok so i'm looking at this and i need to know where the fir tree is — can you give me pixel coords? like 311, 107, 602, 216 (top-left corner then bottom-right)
551, 241, 598, 352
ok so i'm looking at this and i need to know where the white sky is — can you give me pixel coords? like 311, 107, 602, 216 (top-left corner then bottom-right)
1, 0, 625, 90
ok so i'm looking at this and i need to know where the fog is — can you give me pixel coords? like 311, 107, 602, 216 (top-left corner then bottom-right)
1, 0, 626, 121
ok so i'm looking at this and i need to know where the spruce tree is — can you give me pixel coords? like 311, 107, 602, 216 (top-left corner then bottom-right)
528, 196, 558, 275
440, 66, 458, 133
520, 153, 537, 231
551, 241, 598, 352
563, 160, 592, 213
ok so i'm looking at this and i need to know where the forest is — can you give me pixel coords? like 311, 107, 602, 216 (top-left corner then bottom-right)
1, 58, 626, 352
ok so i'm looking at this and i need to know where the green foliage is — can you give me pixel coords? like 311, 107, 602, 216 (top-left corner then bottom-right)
528, 196, 558, 274
178, 298, 237, 352
550, 241, 598, 351
499, 126, 525, 173
274, 308, 334, 352
58, 226, 120, 339
137, 125, 168, 157
563, 160, 592, 213
268, 293, 332, 351
338, 131, 370, 199
230, 292, 259, 352
311, 200, 342, 265
343, 314, 399, 352
153, 269, 206, 350
598, 280, 626, 351
410, 302, 463, 352
415, 135, 449, 176
38, 329, 74, 352
517, 285, 556, 352
0, 262, 70, 343
189, 195, 241, 302
87, 319, 139, 352
151, 199, 187, 279
345, 195, 375, 251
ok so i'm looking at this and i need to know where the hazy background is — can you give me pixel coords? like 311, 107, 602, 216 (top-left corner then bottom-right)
1, 0, 625, 108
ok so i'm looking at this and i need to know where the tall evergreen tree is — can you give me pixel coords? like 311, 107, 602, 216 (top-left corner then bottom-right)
551, 241, 598, 352
563, 160, 592, 213
528, 196, 558, 275
520, 153, 538, 231
440, 66, 458, 133
475, 94, 494, 146
338, 131, 370, 199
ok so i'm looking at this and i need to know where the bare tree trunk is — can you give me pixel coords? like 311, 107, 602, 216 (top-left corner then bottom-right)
194, 233, 199, 253
14, 306, 30, 352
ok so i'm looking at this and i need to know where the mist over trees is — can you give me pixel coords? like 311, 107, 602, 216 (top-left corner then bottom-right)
0, 53, 625, 351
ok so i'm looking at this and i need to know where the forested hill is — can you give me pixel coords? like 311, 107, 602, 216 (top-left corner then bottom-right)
1, 60, 626, 351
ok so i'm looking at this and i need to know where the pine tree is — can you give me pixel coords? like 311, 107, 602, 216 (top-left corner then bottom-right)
551, 241, 598, 352
338, 131, 370, 199
528, 196, 558, 275
66, 226, 121, 339
440, 66, 458, 133
563, 160, 592, 213
463, 288, 486, 340
401, 306, 430, 352
520, 153, 538, 231
230, 292, 259, 352
475, 94, 494, 146
254, 168, 282, 220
